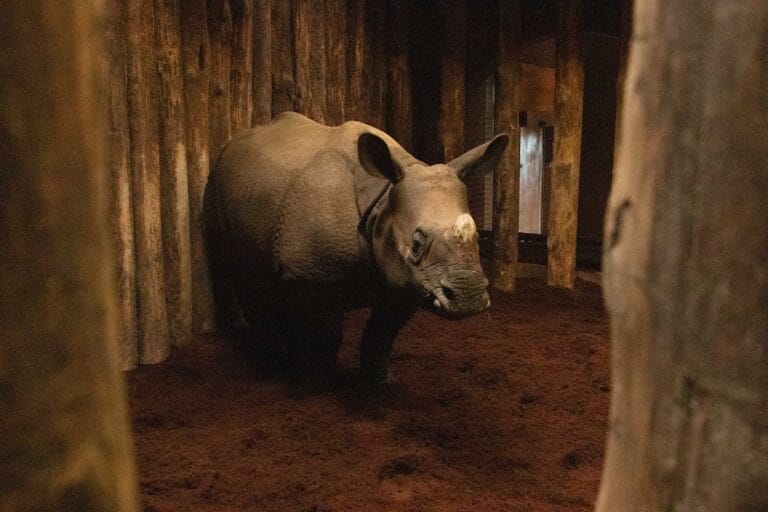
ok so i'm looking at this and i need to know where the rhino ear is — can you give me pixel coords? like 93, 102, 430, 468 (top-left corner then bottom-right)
448, 133, 509, 180
358, 132, 404, 183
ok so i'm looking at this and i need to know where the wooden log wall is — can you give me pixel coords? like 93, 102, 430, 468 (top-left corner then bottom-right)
105, 0, 407, 369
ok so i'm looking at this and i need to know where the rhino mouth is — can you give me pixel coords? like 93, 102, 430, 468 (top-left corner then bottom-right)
423, 279, 490, 319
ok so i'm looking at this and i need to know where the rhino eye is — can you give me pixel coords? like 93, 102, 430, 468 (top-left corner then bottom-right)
411, 230, 427, 259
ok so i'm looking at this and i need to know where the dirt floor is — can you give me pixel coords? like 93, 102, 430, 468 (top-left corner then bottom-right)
128, 277, 610, 512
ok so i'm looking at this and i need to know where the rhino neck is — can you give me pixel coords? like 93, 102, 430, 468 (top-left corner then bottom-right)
357, 183, 392, 273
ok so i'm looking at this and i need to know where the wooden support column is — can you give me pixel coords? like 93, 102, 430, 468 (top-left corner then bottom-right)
490, 0, 522, 292
365, 1, 387, 129
385, 0, 412, 150
156, 0, 193, 348
597, 2, 768, 511
293, 0, 326, 123
612, 0, 632, 174
231, 0, 254, 132
324, 0, 347, 125
252, 0, 272, 125
208, 0, 233, 161
182, 0, 216, 333
271, 0, 295, 115
0, 1, 138, 508
437, 0, 466, 162
547, 0, 583, 289
127, 0, 171, 363
346, 0, 365, 121
104, 0, 138, 369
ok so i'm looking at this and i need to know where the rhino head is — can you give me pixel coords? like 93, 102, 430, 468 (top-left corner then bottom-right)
357, 132, 509, 318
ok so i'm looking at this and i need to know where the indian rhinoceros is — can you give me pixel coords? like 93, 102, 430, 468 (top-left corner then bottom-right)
206, 112, 508, 383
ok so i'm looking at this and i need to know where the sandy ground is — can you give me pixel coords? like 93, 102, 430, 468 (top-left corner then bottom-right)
128, 278, 609, 512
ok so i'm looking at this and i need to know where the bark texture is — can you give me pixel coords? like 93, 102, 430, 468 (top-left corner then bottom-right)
208, 0, 234, 161
437, 0, 466, 162
127, 0, 171, 363
547, 0, 584, 289
156, 0, 194, 347
490, 0, 521, 292
252, 0, 272, 124
597, 2, 768, 511
104, 0, 138, 369
182, 0, 217, 334
0, 1, 138, 509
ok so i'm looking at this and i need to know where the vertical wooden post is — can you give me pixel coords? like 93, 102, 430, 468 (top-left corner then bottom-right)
386, 0, 412, 149
365, 1, 387, 129
437, 0, 466, 162
612, 0, 632, 174
491, 0, 522, 292
252, 0, 272, 125
597, 2, 768, 511
156, 0, 194, 348
293, 0, 326, 123
547, 0, 584, 289
104, 0, 138, 369
324, 0, 347, 125
127, 0, 171, 363
208, 0, 233, 161
271, 0, 295, 115
231, 0, 254, 132
0, 1, 138, 508
182, 0, 216, 333
346, 0, 365, 121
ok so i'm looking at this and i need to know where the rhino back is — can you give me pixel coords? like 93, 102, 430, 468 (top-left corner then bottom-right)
211, 112, 372, 288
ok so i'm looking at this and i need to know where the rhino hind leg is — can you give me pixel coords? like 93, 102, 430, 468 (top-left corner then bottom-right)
279, 307, 343, 384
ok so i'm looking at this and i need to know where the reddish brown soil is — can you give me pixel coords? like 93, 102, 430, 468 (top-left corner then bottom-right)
128, 278, 609, 512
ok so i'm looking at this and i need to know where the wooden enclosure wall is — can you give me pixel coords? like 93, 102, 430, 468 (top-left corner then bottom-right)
106, 0, 399, 370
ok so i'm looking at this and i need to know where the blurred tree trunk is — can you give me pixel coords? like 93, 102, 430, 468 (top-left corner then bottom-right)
156, 0, 194, 347
252, 0, 272, 125
182, 0, 217, 333
0, 1, 138, 509
491, 0, 521, 292
598, 1, 768, 511
127, 0, 171, 362
437, 0, 466, 162
547, 0, 583, 289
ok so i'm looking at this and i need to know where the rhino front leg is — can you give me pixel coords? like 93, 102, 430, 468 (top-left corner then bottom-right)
359, 300, 416, 384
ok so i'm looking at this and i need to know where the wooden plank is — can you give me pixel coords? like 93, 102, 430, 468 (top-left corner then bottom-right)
324, 0, 346, 125
271, 0, 294, 115
345, 0, 365, 121
156, 0, 193, 347
292, 0, 326, 122
231, 0, 254, 132
252, 0, 272, 124
181, 0, 216, 333
385, 0, 412, 149
437, 0, 466, 162
490, 0, 522, 292
208, 0, 233, 160
546, 0, 583, 289
0, 1, 138, 508
127, 0, 171, 363
103, 0, 138, 369
365, 0, 387, 128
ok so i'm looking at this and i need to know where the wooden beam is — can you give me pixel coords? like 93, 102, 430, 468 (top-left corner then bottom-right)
292, 0, 326, 123
547, 0, 584, 289
0, 1, 138, 508
103, 0, 138, 369
271, 0, 295, 115
127, 0, 171, 363
385, 0, 412, 150
156, 0, 194, 348
231, 0, 254, 132
252, 0, 272, 125
208, 0, 233, 160
437, 0, 466, 162
324, 0, 347, 125
346, 0, 366, 122
491, 0, 522, 292
597, 2, 768, 510
182, 0, 216, 333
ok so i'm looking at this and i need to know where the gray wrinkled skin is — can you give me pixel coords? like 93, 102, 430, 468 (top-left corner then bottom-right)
207, 112, 508, 383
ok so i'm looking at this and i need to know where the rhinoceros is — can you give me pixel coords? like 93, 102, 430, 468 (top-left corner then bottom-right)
207, 112, 508, 383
